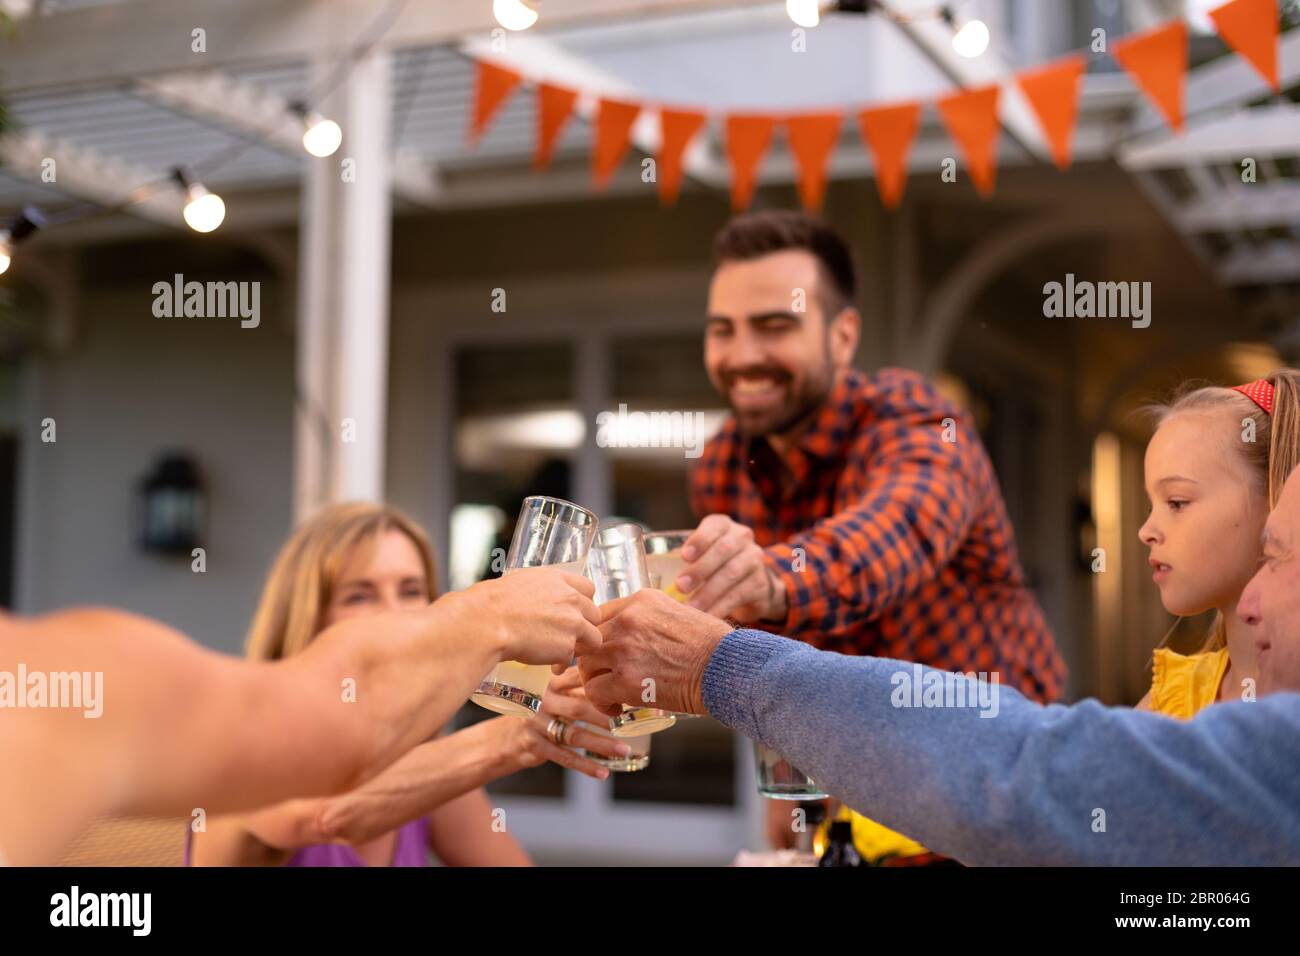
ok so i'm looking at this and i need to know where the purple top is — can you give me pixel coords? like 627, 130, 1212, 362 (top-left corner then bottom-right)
185, 816, 430, 867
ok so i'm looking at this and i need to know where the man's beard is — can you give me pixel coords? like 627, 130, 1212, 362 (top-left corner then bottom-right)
730, 361, 836, 440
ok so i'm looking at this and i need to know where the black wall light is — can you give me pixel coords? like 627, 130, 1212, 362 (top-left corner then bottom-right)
138, 453, 206, 555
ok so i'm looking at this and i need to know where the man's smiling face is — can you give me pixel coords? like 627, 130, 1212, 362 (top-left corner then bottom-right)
704, 249, 852, 438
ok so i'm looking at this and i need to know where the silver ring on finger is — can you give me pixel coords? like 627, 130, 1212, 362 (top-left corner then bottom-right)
546, 717, 568, 746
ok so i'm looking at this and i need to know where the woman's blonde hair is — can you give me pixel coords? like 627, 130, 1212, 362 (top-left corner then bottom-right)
246, 502, 438, 661
1143, 368, 1300, 652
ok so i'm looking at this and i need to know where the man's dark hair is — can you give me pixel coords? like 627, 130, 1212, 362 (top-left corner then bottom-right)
712, 210, 857, 314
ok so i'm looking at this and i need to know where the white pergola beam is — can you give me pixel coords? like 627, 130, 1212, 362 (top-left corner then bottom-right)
136, 70, 443, 206
1119, 104, 1300, 170
0, 0, 773, 94
1177, 183, 1300, 232
1219, 240, 1300, 286
0, 128, 183, 226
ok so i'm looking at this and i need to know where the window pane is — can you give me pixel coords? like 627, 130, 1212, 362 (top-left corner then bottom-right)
451, 341, 575, 800
608, 332, 735, 806
611, 716, 735, 806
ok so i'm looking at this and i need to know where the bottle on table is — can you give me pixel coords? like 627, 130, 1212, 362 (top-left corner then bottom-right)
818, 819, 863, 868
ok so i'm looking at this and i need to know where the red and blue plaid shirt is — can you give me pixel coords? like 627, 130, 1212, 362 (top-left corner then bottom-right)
691, 367, 1066, 704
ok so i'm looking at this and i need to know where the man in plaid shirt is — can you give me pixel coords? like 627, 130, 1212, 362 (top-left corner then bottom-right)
673, 211, 1066, 860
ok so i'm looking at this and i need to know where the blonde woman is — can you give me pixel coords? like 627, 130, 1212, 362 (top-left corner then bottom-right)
191, 502, 627, 867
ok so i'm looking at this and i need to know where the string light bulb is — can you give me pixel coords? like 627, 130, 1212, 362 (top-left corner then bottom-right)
172, 168, 226, 233
942, 6, 990, 58
786, 2, 882, 29
493, 0, 539, 31
786, 0, 821, 28
290, 102, 343, 158
0, 206, 46, 276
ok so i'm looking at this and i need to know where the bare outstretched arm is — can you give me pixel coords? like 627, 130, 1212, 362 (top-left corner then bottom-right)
0, 569, 599, 865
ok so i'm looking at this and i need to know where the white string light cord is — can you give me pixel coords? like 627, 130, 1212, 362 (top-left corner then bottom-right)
0, 0, 410, 267
0, 0, 992, 263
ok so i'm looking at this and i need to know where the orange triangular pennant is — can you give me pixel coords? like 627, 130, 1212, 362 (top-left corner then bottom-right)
935, 85, 1001, 197
1111, 21, 1188, 131
1015, 55, 1085, 170
658, 108, 706, 205
724, 114, 777, 211
469, 60, 522, 144
785, 112, 842, 211
593, 98, 641, 190
857, 101, 921, 210
535, 83, 579, 170
1209, 0, 1279, 92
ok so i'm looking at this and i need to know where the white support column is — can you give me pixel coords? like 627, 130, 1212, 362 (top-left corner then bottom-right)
569, 331, 611, 816
294, 50, 394, 520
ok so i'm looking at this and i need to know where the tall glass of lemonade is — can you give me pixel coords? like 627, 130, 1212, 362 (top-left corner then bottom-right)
470, 495, 597, 718
587, 522, 677, 737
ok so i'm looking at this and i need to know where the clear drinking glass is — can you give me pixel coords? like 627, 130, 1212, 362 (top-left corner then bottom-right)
587, 522, 677, 736
644, 530, 699, 720
644, 529, 692, 599
753, 741, 829, 800
470, 495, 597, 718
579, 720, 651, 772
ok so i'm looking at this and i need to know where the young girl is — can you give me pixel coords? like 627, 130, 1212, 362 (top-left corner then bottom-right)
191, 501, 623, 866
1137, 371, 1300, 717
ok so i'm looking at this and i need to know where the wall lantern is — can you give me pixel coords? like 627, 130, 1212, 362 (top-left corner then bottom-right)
138, 453, 205, 555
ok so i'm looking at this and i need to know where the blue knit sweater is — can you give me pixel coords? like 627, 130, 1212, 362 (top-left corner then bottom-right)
703, 629, 1300, 865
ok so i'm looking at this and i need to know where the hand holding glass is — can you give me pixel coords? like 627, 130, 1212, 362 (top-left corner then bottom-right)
471, 496, 596, 718
587, 522, 677, 736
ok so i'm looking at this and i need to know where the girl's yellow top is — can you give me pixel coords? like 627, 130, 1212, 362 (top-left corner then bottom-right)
1148, 647, 1231, 719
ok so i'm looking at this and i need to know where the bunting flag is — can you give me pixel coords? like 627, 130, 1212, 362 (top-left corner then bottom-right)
592, 98, 641, 190
725, 114, 777, 211
535, 83, 579, 170
857, 101, 921, 210
658, 108, 707, 205
936, 85, 1001, 197
469, 60, 522, 143
786, 112, 843, 211
1015, 55, 1085, 170
1111, 21, 1188, 131
1208, 0, 1279, 92
462, 8, 1280, 211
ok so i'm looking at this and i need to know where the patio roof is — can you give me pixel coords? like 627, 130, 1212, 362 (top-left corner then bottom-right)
0, 0, 1297, 286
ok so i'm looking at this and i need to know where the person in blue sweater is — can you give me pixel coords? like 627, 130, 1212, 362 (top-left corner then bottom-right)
579, 467, 1300, 865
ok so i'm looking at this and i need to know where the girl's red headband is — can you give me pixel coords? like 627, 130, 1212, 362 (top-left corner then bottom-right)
1232, 379, 1274, 415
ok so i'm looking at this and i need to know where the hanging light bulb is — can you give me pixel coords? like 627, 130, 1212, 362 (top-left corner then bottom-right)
0, 205, 46, 276
493, 0, 539, 31
786, 0, 821, 28
302, 116, 343, 157
291, 101, 343, 157
172, 168, 226, 233
951, 17, 990, 58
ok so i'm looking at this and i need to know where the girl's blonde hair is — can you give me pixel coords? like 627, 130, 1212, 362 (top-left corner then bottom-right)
1143, 369, 1300, 652
246, 502, 438, 661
